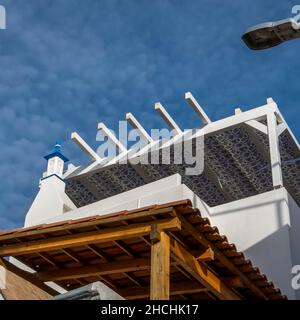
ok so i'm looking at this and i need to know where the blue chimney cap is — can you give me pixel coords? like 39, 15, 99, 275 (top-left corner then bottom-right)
44, 141, 69, 162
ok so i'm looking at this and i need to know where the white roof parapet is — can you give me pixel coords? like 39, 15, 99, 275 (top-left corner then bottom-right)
126, 112, 154, 143
97, 122, 127, 153
71, 132, 102, 162
154, 102, 182, 134
185, 92, 211, 125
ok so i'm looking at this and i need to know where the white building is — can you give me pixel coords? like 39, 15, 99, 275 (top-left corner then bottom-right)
1, 93, 299, 300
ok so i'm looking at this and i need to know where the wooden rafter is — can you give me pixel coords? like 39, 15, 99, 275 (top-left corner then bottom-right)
169, 238, 240, 300
0, 217, 181, 257
119, 280, 208, 299
175, 210, 268, 299
0, 206, 177, 242
36, 258, 150, 281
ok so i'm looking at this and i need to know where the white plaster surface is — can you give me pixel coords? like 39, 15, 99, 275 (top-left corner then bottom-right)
24, 175, 76, 227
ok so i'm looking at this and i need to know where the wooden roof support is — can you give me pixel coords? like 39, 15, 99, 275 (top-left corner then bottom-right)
169, 238, 240, 300
175, 210, 268, 300
62, 243, 119, 289
0, 217, 181, 257
87, 237, 143, 287
61, 248, 83, 264
0, 257, 59, 296
86, 244, 111, 262
119, 280, 208, 299
0, 206, 177, 242
0, 201, 285, 300
196, 247, 214, 262
150, 230, 170, 300
114, 240, 139, 258
224, 276, 243, 288
36, 258, 150, 282
37, 252, 61, 268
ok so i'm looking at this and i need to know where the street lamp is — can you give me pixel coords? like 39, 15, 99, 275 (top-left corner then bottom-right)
242, 18, 300, 50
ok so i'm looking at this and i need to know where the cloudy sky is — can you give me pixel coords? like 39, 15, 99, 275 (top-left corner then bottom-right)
0, 0, 299, 229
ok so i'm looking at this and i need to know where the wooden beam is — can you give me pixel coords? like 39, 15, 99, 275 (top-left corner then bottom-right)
37, 258, 150, 281
176, 211, 268, 300
150, 231, 170, 300
86, 244, 111, 262
119, 280, 208, 299
170, 238, 240, 300
86, 243, 142, 286
0, 257, 59, 296
0, 206, 177, 242
37, 252, 60, 267
196, 247, 214, 261
224, 276, 243, 288
114, 240, 139, 258
61, 248, 83, 264
0, 217, 181, 257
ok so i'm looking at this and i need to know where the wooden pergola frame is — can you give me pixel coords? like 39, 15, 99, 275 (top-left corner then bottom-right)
0, 200, 285, 300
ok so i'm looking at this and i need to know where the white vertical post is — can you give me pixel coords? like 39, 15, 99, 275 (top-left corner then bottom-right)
267, 111, 283, 188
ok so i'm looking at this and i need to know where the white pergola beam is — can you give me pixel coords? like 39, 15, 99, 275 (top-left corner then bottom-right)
71, 132, 102, 162
277, 123, 287, 136
97, 122, 127, 153
275, 109, 300, 151
154, 103, 182, 134
126, 113, 153, 143
245, 120, 268, 135
185, 92, 211, 125
199, 102, 278, 137
234, 108, 268, 135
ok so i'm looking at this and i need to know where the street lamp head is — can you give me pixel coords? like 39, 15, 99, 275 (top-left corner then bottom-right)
242, 18, 300, 50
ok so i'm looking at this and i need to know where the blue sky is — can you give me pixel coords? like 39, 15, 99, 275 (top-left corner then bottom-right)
0, 0, 300, 229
